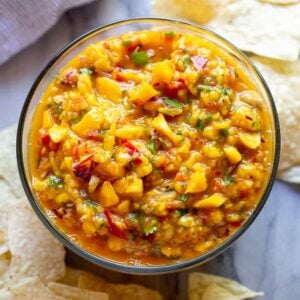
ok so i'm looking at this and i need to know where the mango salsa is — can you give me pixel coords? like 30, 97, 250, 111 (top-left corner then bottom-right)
29, 29, 273, 265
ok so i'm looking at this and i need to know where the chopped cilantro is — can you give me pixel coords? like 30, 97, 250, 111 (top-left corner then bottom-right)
147, 138, 157, 154
197, 85, 214, 92
220, 129, 229, 137
163, 98, 184, 109
122, 40, 132, 47
165, 188, 175, 192
223, 175, 234, 185
54, 103, 63, 117
177, 209, 188, 216
220, 86, 230, 96
205, 114, 213, 123
165, 31, 176, 38
84, 199, 99, 210
79, 68, 93, 75
140, 214, 159, 236
182, 56, 191, 67
176, 130, 183, 136
132, 51, 149, 67
196, 119, 205, 131
48, 175, 63, 189
180, 194, 189, 202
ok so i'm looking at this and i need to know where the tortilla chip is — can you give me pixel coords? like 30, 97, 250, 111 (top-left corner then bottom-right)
47, 282, 108, 300
0, 126, 24, 199
260, 0, 299, 4
57, 267, 82, 286
250, 56, 300, 175
8, 203, 65, 283
78, 271, 163, 300
277, 166, 300, 183
8, 276, 64, 300
189, 272, 263, 300
153, 0, 300, 61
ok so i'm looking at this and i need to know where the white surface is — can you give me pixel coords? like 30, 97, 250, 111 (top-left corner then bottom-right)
0, 1, 299, 299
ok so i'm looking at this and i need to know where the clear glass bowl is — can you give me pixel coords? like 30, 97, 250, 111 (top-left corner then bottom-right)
17, 18, 280, 274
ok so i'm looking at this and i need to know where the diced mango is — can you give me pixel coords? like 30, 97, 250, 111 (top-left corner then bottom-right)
178, 215, 195, 227
194, 193, 226, 208
129, 81, 158, 105
177, 140, 191, 154
152, 113, 182, 145
185, 170, 207, 193
223, 145, 242, 164
134, 156, 153, 177
103, 135, 115, 152
115, 125, 146, 139
60, 157, 73, 171
77, 73, 97, 105
239, 132, 261, 149
202, 143, 222, 159
113, 174, 143, 199
117, 200, 131, 215
95, 77, 121, 102
49, 125, 68, 143
98, 181, 119, 207
203, 126, 218, 140
152, 60, 174, 84
42, 110, 54, 129
72, 108, 103, 138
55, 192, 71, 204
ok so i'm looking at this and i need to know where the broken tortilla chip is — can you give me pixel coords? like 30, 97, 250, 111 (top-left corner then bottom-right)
188, 272, 263, 300
250, 56, 300, 179
47, 282, 108, 300
8, 203, 65, 283
153, 0, 300, 61
78, 271, 163, 300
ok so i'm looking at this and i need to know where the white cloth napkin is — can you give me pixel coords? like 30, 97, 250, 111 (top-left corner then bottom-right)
0, 0, 94, 65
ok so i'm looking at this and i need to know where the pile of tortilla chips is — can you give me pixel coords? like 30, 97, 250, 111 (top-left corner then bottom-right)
0, 125, 263, 298
153, 0, 300, 183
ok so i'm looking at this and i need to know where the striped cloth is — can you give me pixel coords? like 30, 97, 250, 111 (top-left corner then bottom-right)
0, 0, 93, 65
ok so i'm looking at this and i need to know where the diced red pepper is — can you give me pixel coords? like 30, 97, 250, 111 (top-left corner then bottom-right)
231, 221, 243, 228
73, 154, 94, 182
88, 130, 101, 141
39, 129, 59, 152
104, 210, 128, 239
122, 141, 140, 156
191, 56, 208, 70
165, 79, 187, 97
133, 157, 143, 165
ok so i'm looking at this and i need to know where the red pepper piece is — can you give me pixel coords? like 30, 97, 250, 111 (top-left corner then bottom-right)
191, 55, 208, 70
133, 157, 143, 165
122, 141, 140, 156
39, 129, 59, 152
104, 210, 128, 239
88, 130, 102, 141
73, 154, 94, 182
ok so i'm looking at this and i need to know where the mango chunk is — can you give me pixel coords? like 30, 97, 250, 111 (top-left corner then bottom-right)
113, 174, 143, 199
129, 81, 158, 105
115, 125, 146, 139
152, 60, 174, 84
98, 181, 119, 207
72, 108, 103, 138
134, 156, 153, 177
239, 132, 261, 149
95, 77, 121, 102
185, 170, 207, 193
223, 145, 242, 164
194, 193, 226, 208
202, 143, 222, 159
152, 113, 182, 145
49, 125, 68, 143
117, 200, 131, 215
42, 110, 54, 129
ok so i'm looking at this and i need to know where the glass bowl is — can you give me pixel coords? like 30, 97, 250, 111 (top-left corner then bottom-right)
17, 18, 280, 274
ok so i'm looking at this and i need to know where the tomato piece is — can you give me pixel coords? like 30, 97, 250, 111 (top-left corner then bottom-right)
104, 210, 128, 239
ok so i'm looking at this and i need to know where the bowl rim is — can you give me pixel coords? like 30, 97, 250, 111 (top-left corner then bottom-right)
16, 17, 281, 275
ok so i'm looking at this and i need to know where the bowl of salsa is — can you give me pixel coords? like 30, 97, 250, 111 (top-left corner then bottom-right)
17, 18, 280, 274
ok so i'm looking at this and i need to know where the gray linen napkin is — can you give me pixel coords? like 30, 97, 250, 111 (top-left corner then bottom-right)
0, 0, 93, 65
